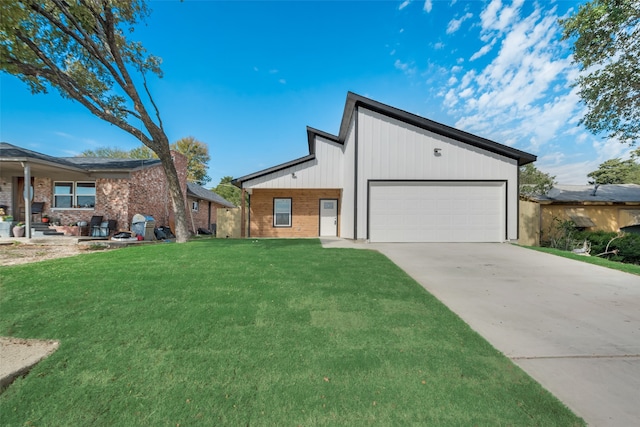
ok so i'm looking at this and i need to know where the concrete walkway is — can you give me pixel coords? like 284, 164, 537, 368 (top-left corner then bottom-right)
321, 239, 640, 426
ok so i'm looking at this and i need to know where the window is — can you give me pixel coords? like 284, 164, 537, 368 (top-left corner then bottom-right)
273, 198, 292, 227
192, 201, 199, 212
54, 181, 96, 208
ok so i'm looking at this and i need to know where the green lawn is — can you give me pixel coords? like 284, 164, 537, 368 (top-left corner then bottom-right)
525, 245, 640, 276
0, 239, 583, 426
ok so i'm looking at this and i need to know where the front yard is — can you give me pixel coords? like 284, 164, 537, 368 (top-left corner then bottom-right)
0, 239, 583, 426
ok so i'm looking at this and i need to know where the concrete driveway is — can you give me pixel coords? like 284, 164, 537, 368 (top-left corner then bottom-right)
322, 240, 640, 426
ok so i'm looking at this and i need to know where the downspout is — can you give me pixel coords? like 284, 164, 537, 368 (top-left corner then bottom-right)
208, 201, 212, 233
247, 193, 251, 238
22, 162, 32, 238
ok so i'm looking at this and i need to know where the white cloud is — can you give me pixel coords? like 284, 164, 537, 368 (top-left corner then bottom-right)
446, 12, 473, 34
399, 0, 411, 11
279, 79, 286, 85
424, 0, 433, 13
394, 59, 417, 76
433, 42, 445, 50
447, 3, 579, 156
469, 40, 496, 61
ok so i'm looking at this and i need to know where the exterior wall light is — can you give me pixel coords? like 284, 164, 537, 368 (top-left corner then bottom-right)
434, 148, 442, 156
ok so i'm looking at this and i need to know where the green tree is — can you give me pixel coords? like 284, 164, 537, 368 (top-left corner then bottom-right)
561, 0, 640, 144
80, 147, 134, 158
587, 157, 640, 184
0, 1, 189, 242
519, 163, 556, 196
213, 176, 242, 207
171, 136, 211, 186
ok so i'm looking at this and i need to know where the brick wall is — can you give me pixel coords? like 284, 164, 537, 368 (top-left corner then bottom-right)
249, 189, 341, 237
187, 198, 221, 233
128, 151, 188, 230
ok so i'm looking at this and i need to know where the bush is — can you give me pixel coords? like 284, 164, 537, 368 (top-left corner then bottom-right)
542, 219, 640, 265
575, 231, 640, 265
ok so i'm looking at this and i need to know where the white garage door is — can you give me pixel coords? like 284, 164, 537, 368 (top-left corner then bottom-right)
369, 181, 505, 243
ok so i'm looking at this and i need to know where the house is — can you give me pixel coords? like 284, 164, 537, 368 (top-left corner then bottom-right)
0, 142, 234, 238
233, 92, 536, 242
522, 184, 640, 245
186, 182, 235, 235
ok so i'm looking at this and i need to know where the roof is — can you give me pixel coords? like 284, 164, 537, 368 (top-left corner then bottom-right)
62, 157, 161, 171
0, 142, 160, 172
340, 92, 537, 166
532, 184, 640, 204
186, 182, 235, 208
0, 142, 84, 172
234, 92, 536, 186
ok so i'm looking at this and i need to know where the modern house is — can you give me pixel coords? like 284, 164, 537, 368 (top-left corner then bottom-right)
522, 184, 640, 245
233, 92, 536, 242
0, 142, 234, 238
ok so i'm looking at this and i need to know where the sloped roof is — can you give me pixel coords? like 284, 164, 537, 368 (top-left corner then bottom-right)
0, 142, 84, 171
62, 156, 161, 171
187, 182, 235, 208
340, 92, 537, 166
0, 142, 160, 172
532, 184, 640, 204
234, 92, 536, 186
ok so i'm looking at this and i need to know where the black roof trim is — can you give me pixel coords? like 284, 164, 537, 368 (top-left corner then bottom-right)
232, 154, 316, 187
306, 126, 340, 154
341, 92, 536, 166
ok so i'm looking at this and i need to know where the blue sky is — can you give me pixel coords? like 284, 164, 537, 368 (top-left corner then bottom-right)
1, 0, 635, 186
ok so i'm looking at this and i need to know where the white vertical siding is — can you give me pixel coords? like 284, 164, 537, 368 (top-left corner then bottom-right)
340, 119, 356, 239
244, 135, 344, 189
356, 107, 519, 240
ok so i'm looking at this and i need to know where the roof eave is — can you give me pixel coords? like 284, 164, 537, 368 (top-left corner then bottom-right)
232, 154, 316, 187
340, 92, 537, 165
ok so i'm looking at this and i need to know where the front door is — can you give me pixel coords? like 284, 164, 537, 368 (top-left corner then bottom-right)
319, 199, 338, 237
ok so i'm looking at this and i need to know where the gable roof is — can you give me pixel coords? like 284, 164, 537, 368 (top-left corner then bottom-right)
186, 182, 235, 208
234, 92, 536, 186
531, 184, 640, 204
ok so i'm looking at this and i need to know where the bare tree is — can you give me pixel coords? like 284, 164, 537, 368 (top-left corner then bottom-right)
0, 0, 189, 242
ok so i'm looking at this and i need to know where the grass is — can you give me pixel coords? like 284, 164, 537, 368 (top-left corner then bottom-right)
525, 245, 640, 276
0, 239, 583, 426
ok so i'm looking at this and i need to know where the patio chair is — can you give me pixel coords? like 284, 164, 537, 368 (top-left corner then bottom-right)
89, 215, 104, 237
93, 219, 117, 237
31, 202, 44, 222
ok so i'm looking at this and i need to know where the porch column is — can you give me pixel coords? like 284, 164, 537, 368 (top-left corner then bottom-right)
22, 162, 32, 238
240, 188, 246, 238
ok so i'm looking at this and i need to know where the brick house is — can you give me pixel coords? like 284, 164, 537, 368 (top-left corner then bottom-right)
0, 143, 233, 238
233, 92, 536, 242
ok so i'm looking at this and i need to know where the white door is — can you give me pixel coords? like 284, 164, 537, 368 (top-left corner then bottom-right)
369, 181, 505, 243
320, 199, 338, 237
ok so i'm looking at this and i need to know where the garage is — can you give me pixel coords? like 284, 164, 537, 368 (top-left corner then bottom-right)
368, 181, 506, 243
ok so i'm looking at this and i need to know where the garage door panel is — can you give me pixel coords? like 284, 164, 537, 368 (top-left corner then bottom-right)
369, 181, 505, 242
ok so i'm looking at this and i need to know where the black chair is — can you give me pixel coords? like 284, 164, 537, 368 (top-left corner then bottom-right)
31, 202, 44, 222
89, 215, 104, 237
93, 219, 117, 237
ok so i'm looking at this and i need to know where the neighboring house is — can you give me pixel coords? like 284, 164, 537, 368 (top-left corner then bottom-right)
0, 142, 233, 237
523, 184, 640, 245
233, 92, 536, 242
186, 182, 235, 235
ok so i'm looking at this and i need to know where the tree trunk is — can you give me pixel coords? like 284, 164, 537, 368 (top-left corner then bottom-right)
152, 135, 189, 243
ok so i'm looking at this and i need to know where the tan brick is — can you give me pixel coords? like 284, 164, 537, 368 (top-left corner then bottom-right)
250, 189, 340, 237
